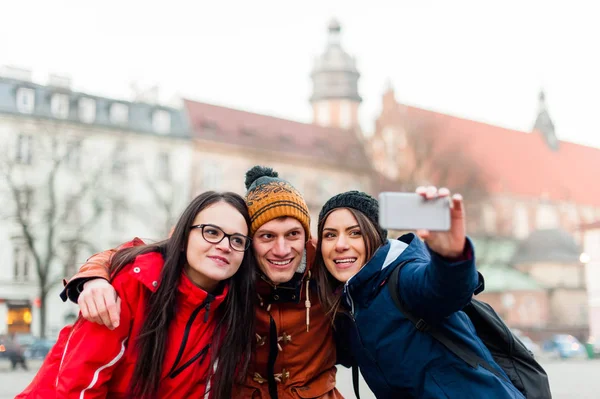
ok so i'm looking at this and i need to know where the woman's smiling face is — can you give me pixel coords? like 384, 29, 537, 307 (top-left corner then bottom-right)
320, 208, 367, 283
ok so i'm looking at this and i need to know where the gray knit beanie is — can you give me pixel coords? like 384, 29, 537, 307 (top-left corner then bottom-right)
318, 191, 388, 242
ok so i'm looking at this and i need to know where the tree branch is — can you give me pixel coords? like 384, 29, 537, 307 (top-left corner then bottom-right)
2, 155, 46, 282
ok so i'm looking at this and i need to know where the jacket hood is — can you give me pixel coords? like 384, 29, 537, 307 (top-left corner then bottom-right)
346, 233, 429, 304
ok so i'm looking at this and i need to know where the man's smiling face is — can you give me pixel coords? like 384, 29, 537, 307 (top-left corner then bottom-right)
252, 217, 306, 284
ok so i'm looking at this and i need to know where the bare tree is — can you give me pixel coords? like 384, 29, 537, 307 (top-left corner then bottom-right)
142, 171, 185, 238
377, 115, 498, 261
392, 117, 491, 205
0, 130, 113, 338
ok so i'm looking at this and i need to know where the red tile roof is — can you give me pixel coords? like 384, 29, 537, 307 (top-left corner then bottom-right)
183, 99, 372, 172
395, 104, 600, 207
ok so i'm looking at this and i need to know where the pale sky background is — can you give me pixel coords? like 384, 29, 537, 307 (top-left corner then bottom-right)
1, 0, 599, 147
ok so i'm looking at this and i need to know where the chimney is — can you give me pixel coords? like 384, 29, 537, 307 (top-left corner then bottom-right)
47, 74, 72, 90
0, 66, 33, 82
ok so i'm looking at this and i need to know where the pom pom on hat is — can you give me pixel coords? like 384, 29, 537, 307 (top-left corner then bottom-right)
245, 166, 279, 190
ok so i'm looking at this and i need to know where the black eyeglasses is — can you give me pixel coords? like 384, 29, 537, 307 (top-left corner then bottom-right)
190, 224, 251, 252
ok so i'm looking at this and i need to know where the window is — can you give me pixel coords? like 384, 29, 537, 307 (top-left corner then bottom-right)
157, 152, 170, 181
51, 93, 69, 119
15, 134, 33, 165
15, 188, 33, 218
16, 88, 35, 114
581, 207, 595, 224
201, 160, 221, 190
201, 121, 218, 136
13, 242, 30, 281
383, 127, 396, 162
241, 127, 257, 138
279, 135, 293, 145
152, 109, 171, 134
339, 100, 352, 129
536, 204, 559, 229
110, 103, 129, 125
313, 138, 332, 156
513, 204, 530, 239
6, 304, 32, 334
66, 140, 81, 169
78, 97, 96, 123
112, 145, 128, 175
317, 102, 330, 126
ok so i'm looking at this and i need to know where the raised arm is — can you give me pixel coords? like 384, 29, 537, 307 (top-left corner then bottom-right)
60, 238, 145, 329
398, 187, 479, 321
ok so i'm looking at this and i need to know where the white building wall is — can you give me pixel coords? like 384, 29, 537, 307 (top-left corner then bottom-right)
0, 112, 192, 338
583, 228, 600, 342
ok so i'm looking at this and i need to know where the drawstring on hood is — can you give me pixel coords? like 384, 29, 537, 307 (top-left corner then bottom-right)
305, 270, 311, 332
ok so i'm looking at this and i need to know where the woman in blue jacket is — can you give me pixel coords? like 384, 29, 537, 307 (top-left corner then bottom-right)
313, 187, 525, 399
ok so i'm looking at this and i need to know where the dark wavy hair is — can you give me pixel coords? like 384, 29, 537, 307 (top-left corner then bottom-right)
313, 207, 385, 323
109, 191, 256, 399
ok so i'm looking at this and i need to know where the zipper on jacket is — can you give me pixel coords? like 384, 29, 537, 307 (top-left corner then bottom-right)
344, 281, 356, 320
339, 309, 378, 366
169, 344, 211, 378
168, 294, 215, 378
203, 297, 214, 323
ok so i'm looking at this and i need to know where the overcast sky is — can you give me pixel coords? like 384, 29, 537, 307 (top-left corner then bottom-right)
2, 0, 598, 147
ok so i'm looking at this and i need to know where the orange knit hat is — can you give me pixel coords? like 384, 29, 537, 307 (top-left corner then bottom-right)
244, 166, 311, 237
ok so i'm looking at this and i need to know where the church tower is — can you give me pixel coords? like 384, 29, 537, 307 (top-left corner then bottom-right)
310, 19, 362, 130
533, 89, 559, 151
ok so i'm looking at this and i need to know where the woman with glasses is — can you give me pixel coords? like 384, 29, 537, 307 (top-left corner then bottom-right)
17, 191, 256, 399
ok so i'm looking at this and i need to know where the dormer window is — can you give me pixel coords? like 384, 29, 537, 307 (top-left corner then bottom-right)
16, 88, 35, 114
201, 121, 218, 136
51, 93, 69, 119
152, 109, 171, 134
110, 103, 129, 125
78, 97, 96, 123
241, 127, 257, 138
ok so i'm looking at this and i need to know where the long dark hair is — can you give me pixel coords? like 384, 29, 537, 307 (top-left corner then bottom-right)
313, 207, 384, 323
109, 191, 256, 399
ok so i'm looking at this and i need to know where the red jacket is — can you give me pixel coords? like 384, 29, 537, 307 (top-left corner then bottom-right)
17, 249, 228, 399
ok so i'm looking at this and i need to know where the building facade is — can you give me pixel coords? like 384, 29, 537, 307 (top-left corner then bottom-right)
368, 84, 600, 338
184, 99, 374, 235
0, 67, 192, 338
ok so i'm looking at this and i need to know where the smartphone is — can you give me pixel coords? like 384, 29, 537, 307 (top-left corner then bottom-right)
378, 192, 451, 231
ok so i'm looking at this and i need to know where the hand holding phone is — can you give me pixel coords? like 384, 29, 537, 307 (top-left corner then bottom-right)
378, 192, 451, 232
379, 187, 467, 259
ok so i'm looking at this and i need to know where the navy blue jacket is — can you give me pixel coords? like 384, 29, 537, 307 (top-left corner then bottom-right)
339, 234, 525, 399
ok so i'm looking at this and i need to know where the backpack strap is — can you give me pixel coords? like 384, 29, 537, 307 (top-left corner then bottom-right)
387, 262, 430, 332
386, 263, 509, 383
352, 363, 361, 399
